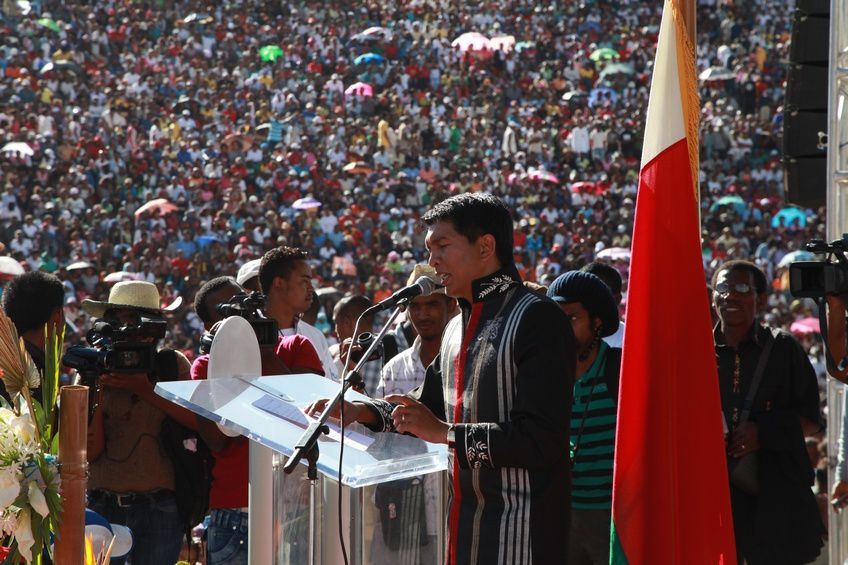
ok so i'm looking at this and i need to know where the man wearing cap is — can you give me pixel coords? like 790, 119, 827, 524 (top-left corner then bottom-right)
580, 261, 625, 348
309, 193, 575, 564
82, 281, 193, 565
547, 271, 622, 565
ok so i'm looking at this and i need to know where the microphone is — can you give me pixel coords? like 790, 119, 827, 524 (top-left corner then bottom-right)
368, 276, 444, 312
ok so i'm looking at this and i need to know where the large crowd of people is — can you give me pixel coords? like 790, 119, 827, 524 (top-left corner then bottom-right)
0, 0, 823, 369
0, 0, 837, 563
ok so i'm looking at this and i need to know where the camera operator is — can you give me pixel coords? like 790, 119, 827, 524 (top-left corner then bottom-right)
1, 271, 65, 402
190, 276, 325, 565
80, 281, 194, 565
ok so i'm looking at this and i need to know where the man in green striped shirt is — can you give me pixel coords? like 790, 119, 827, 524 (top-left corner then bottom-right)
547, 271, 622, 565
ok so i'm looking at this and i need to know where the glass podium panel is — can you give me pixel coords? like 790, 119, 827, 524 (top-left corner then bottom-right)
156, 374, 449, 565
156, 373, 448, 487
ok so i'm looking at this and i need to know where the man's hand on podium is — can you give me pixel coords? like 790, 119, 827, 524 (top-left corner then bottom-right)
306, 397, 367, 424
385, 395, 450, 444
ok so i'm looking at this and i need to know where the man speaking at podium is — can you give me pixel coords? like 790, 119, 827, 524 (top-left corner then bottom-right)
311, 193, 576, 564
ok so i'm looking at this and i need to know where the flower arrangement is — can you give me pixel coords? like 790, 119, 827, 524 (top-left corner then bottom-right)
0, 311, 64, 564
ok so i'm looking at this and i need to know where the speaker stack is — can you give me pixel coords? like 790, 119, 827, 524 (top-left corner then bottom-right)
783, 0, 830, 208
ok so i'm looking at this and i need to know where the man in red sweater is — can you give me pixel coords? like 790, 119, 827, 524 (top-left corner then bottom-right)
190, 276, 324, 565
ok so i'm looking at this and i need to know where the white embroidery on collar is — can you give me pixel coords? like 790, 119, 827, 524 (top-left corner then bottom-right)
476, 275, 516, 300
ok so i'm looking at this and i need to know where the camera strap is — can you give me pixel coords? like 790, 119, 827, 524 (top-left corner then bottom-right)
817, 298, 848, 374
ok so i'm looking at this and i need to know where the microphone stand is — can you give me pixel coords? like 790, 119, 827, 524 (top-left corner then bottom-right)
283, 302, 405, 477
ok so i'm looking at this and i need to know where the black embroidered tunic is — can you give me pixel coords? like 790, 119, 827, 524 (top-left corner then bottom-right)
368, 267, 576, 564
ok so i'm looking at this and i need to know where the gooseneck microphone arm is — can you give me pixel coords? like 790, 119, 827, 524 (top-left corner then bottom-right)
282, 303, 405, 475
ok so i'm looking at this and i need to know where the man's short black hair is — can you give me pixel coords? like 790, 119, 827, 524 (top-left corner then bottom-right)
194, 276, 240, 325
333, 295, 374, 325
422, 193, 514, 268
711, 260, 768, 295
581, 261, 623, 296
2, 272, 64, 334
259, 246, 309, 295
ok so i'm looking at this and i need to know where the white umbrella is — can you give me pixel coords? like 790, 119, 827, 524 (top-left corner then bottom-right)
698, 66, 736, 82
66, 261, 93, 271
103, 271, 140, 283
0, 257, 25, 276
1, 142, 34, 157
596, 247, 631, 261
293, 196, 322, 210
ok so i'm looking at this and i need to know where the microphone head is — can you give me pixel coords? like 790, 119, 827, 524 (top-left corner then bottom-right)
413, 276, 445, 297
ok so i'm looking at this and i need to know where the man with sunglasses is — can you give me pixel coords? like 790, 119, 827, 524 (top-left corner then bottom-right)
712, 260, 824, 564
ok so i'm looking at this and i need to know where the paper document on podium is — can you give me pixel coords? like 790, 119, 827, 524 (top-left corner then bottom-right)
252, 394, 375, 452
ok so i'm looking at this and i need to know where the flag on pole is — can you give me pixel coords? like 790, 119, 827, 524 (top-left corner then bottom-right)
609, 0, 737, 563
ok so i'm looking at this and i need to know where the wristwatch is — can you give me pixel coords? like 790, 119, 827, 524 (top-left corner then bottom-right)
446, 424, 456, 449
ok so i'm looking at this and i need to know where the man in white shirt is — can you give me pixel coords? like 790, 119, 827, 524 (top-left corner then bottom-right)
373, 264, 456, 563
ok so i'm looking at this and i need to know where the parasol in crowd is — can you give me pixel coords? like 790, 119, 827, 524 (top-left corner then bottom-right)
351, 27, 393, 42
698, 66, 736, 82
771, 207, 807, 228
1, 142, 34, 157
292, 196, 322, 211
527, 169, 559, 184
259, 45, 284, 63
596, 247, 632, 261
790, 317, 820, 336
36, 17, 61, 32
103, 271, 140, 283
354, 53, 385, 65
342, 161, 373, 174
777, 250, 815, 269
134, 198, 178, 218
451, 32, 491, 52
344, 82, 374, 97
590, 47, 620, 61
490, 35, 516, 53
0, 257, 25, 277
66, 261, 93, 271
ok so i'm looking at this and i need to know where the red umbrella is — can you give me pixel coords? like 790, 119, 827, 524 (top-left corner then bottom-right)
134, 198, 178, 218
569, 181, 597, 193
790, 317, 820, 336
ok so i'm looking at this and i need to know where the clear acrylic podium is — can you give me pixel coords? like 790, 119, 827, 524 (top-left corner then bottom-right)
156, 373, 448, 564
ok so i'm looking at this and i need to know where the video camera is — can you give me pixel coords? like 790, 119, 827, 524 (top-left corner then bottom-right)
62, 318, 168, 376
199, 292, 277, 354
789, 236, 848, 298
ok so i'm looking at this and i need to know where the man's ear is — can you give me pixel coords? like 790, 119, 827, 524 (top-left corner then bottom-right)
49, 306, 65, 330
478, 233, 496, 261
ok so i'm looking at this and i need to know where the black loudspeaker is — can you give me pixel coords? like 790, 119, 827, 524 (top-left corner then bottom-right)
783, 3, 830, 208
785, 157, 828, 209
784, 111, 827, 156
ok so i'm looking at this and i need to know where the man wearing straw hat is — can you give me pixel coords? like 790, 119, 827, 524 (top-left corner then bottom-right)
82, 280, 193, 565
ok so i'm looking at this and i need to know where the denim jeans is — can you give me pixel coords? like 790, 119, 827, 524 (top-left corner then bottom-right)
88, 489, 183, 565
207, 508, 249, 565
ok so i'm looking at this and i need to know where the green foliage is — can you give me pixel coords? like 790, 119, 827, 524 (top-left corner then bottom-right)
41, 324, 64, 454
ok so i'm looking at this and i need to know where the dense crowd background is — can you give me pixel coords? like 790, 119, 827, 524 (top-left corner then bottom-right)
0, 0, 826, 382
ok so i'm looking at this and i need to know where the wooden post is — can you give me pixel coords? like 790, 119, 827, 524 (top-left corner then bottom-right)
53, 386, 88, 565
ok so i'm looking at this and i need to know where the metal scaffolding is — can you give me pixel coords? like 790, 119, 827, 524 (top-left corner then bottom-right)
826, 0, 848, 561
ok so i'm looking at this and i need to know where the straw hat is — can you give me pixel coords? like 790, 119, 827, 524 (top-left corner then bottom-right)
406, 264, 446, 295
81, 281, 182, 318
